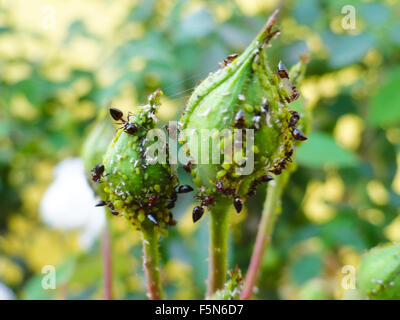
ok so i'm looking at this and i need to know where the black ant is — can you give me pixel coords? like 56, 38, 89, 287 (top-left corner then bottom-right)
234, 110, 245, 129
288, 111, 300, 128
247, 175, 273, 196
233, 197, 243, 214
277, 61, 289, 79
91, 164, 105, 183
192, 206, 204, 223
285, 146, 294, 162
109, 107, 138, 135
166, 192, 178, 209
183, 161, 192, 173
96, 200, 119, 215
176, 185, 194, 193
291, 128, 307, 141
219, 53, 238, 68
95, 200, 107, 207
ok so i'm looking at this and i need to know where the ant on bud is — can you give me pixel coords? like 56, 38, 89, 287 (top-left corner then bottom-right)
233, 197, 243, 214
96, 200, 119, 215
109, 108, 138, 135
91, 164, 105, 183
247, 175, 273, 196
183, 161, 192, 173
166, 192, 178, 209
219, 53, 239, 68
277, 61, 289, 79
291, 128, 307, 141
177, 185, 194, 193
288, 111, 300, 128
234, 110, 246, 129
192, 206, 205, 223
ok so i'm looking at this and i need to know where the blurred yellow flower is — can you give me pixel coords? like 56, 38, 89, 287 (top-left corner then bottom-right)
235, 0, 278, 16
384, 215, 400, 242
0, 258, 23, 286
366, 180, 389, 206
334, 114, 364, 151
303, 172, 344, 223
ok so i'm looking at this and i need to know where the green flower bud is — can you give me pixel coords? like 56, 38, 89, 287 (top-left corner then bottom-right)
81, 109, 115, 196
179, 11, 307, 210
99, 89, 178, 232
357, 243, 400, 300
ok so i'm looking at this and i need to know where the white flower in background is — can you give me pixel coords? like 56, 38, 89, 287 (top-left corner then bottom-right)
40, 158, 105, 250
0, 282, 15, 300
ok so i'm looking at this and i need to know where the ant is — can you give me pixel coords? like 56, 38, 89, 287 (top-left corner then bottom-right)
176, 185, 194, 193
247, 175, 273, 196
233, 197, 243, 214
91, 164, 105, 183
166, 192, 178, 209
183, 161, 192, 173
285, 146, 294, 162
277, 61, 289, 79
219, 53, 239, 68
96, 200, 119, 215
288, 111, 300, 128
192, 206, 205, 223
286, 110, 307, 141
109, 107, 138, 135
291, 128, 307, 141
234, 110, 246, 129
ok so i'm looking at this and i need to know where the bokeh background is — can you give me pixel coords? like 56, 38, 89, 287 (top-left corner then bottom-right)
1, 0, 400, 300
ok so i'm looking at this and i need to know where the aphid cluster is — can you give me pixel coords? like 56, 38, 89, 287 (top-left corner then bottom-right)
177, 15, 308, 226
93, 90, 196, 233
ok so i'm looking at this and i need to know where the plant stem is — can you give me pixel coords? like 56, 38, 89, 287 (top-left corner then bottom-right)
207, 199, 231, 297
241, 173, 287, 300
142, 225, 163, 300
102, 214, 113, 300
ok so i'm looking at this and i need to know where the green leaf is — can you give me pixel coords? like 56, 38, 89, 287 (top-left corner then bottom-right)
297, 131, 358, 168
368, 70, 400, 127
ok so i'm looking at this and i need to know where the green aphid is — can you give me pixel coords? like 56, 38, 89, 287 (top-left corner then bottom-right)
179, 10, 308, 210
357, 243, 400, 300
99, 89, 179, 231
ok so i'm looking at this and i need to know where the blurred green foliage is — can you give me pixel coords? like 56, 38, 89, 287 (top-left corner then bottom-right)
0, 0, 400, 300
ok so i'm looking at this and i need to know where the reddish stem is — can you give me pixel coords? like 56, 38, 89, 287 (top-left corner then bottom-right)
241, 174, 286, 300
